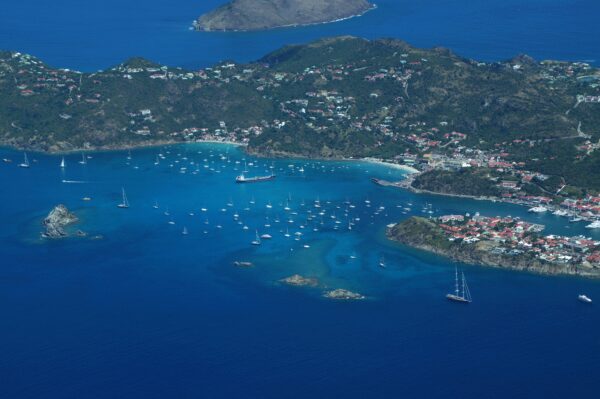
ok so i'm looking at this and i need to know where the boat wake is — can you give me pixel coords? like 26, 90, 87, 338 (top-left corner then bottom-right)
61, 179, 88, 184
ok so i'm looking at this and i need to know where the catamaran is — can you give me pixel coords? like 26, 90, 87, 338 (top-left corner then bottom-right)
18, 152, 30, 168
446, 266, 472, 303
117, 188, 130, 208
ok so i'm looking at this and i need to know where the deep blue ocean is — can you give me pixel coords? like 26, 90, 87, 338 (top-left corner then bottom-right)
1, 1, 600, 398
0, 0, 599, 70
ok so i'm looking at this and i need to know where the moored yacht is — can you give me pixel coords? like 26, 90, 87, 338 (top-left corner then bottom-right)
528, 206, 548, 213
446, 266, 472, 303
578, 294, 592, 303
235, 173, 275, 183
251, 230, 261, 246
18, 152, 30, 168
585, 220, 600, 229
117, 188, 130, 208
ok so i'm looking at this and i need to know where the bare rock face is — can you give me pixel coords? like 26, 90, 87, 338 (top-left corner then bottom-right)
195, 0, 375, 32
42, 204, 78, 238
323, 288, 365, 300
280, 274, 319, 287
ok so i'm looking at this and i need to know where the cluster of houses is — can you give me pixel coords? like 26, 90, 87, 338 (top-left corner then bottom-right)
559, 196, 600, 219
1, 52, 81, 99
540, 60, 599, 88
577, 94, 600, 103
437, 214, 600, 266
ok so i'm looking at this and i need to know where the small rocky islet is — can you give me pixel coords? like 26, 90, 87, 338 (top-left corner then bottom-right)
42, 204, 78, 239
323, 289, 365, 300
279, 274, 364, 300
280, 274, 319, 287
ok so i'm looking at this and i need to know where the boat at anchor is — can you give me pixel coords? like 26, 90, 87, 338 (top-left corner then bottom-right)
446, 266, 472, 303
235, 173, 275, 183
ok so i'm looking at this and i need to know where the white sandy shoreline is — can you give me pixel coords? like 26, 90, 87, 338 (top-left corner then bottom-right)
359, 157, 420, 174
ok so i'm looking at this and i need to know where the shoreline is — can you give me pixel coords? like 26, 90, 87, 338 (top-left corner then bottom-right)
194, 4, 378, 33
387, 218, 600, 279
0, 139, 247, 156
2, 139, 422, 177
360, 157, 420, 174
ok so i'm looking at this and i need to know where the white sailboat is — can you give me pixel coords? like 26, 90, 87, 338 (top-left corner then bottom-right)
251, 230, 261, 246
79, 153, 87, 165
18, 152, 30, 168
117, 188, 130, 208
60, 157, 66, 169
446, 266, 472, 303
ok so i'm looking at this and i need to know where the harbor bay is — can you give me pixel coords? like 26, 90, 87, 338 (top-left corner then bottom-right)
1, 143, 599, 398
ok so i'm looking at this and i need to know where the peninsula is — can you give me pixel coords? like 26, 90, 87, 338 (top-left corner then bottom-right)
194, 0, 375, 31
387, 215, 600, 278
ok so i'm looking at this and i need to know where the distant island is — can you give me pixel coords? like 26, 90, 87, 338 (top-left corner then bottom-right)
194, 0, 375, 31
387, 215, 600, 278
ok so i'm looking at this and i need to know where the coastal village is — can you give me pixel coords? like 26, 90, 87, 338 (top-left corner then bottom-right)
1, 42, 599, 227
428, 214, 600, 270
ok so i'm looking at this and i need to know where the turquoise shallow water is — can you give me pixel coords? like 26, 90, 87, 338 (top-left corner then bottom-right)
1, 143, 599, 398
2, 0, 600, 396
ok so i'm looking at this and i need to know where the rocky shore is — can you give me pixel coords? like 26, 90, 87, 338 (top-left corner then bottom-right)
387, 217, 600, 278
278, 274, 364, 299
323, 289, 365, 300
280, 274, 319, 287
42, 205, 78, 239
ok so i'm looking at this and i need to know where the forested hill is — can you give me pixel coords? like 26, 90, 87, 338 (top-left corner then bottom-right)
1, 37, 600, 188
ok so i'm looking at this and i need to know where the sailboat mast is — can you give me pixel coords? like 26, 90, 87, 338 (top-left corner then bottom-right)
455, 267, 459, 296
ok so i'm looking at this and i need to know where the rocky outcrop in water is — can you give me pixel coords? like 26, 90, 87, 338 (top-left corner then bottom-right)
280, 274, 319, 287
323, 289, 365, 300
42, 204, 78, 238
